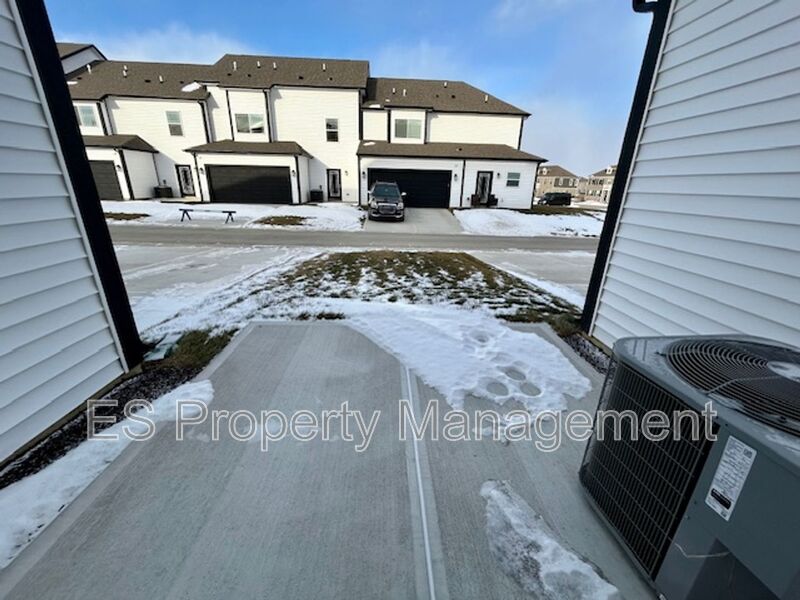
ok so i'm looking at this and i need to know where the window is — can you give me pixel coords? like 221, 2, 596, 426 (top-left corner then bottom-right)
507, 172, 521, 187
394, 118, 422, 139
235, 113, 265, 134
75, 105, 97, 128
166, 111, 183, 136
326, 118, 339, 142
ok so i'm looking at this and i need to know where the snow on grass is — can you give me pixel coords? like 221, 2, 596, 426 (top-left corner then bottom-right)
0, 381, 213, 569
102, 200, 364, 231
481, 480, 620, 600
138, 250, 588, 411
455, 209, 603, 237
346, 303, 590, 411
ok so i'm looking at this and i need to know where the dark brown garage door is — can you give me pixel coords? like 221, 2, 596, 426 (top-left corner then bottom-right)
368, 168, 451, 208
207, 165, 292, 204
89, 160, 123, 200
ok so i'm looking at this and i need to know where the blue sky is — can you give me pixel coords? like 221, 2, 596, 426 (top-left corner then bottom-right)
47, 0, 652, 175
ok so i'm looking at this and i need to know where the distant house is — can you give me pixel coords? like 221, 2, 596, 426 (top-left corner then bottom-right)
56, 41, 105, 76
1, 0, 142, 464
581, 165, 617, 202
535, 164, 578, 197
583, 0, 800, 351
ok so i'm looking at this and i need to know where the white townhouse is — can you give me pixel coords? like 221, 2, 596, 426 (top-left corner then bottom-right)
59, 46, 545, 210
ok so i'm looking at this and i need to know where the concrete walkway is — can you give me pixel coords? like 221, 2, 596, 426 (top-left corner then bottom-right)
0, 323, 653, 599
363, 208, 463, 234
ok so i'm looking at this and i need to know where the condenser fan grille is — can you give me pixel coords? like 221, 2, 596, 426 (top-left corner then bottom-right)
666, 339, 800, 437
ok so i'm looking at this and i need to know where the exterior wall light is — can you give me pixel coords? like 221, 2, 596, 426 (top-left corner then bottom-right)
453, 173, 459, 181
115, 164, 122, 171
291, 169, 296, 176
361, 171, 366, 178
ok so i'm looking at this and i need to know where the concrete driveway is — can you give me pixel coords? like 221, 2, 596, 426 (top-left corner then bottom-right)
363, 208, 463, 234
0, 323, 653, 599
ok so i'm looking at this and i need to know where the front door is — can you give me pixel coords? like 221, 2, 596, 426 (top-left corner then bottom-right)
476, 171, 493, 203
176, 165, 195, 196
327, 169, 342, 200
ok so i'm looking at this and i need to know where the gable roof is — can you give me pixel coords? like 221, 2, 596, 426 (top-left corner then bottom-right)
592, 165, 618, 177
57, 42, 104, 60
357, 141, 544, 162
538, 164, 578, 178
83, 134, 157, 153
364, 77, 529, 116
211, 54, 369, 89
185, 140, 311, 157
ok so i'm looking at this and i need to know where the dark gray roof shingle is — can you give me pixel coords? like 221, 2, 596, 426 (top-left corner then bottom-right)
68, 60, 212, 100
538, 165, 578, 178
185, 140, 310, 157
57, 42, 99, 59
364, 77, 529, 116
211, 54, 369, 89
82, 134, 157, 153
357, 141, 544, 162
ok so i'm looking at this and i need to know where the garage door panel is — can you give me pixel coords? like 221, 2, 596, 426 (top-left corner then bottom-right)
368, 169, 451, 208
89, 160, 122, 201
208, 165, 292, 204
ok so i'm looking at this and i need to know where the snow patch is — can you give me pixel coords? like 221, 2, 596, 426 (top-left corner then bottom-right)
0, 380, 213, 569
103, 200, 363, 231
345, 303, 590, 411
481, 480, 620, 599
456, 209, 603, 237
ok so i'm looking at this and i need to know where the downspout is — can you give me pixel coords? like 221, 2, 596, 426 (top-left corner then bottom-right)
263, 89, 272, 142
192, 152, 205, 202
117, 148, 134, 199
294, 154, 302, 204
580, 0, 673, 332
225, 89, 234, 140
459, 160, 466, 207
530, 160, 542, 209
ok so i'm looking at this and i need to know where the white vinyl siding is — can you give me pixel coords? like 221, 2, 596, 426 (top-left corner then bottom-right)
462, 160, 537, 209
73, 101, 103, 135
122, 149, 159, 199
427, 113, 522, 147
228, 89, 268, 142
60, 46, 104, 76
107, 97, 205, 194
362, 109, 388, 141
591, 0, 800, 350
389, 109, 426, 144
271, 87, 359, 202
0, 0, 125, 462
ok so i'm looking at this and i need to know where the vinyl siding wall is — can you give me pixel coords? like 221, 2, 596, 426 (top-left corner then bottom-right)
106, 96, 205, 194
122, 149, 159, 199
427, 113, 522, 147
591, 0, 800, 349
389, 109, 426, 144
228, 89, 269, 142
60, 47, 103, 76
462, 160, 537, 209
362, 109, 387, 141
0, 0, 126, 462
271, 87, 360, 202
206, 84, 232, 141
73, 100, 103, 136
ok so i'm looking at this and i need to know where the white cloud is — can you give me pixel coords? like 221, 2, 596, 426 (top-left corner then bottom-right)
372, 41, 465, 80
521, 96, 626, 176
57, 23, 259, 64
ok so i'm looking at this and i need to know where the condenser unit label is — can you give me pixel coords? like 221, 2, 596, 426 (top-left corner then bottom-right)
705, 436, 756, 521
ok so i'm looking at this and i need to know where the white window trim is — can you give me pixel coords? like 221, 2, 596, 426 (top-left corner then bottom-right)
394, 118, 422, 139
507, 172, 521, 187
166, 110, 183, 136
235, 113, 265, 134
325, 118, 339, 142
75, 104, 97, 128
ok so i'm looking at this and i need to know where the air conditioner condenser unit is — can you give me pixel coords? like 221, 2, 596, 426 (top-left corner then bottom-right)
579, 336, 800, 600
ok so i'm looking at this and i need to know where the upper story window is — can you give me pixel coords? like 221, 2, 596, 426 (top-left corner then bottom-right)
75, 105, 97, 128
507, 172, 521, 188
166, 111, 183, 136
326, 118, 339, 142
395, 118, 422, 140
236, 113, 265, 134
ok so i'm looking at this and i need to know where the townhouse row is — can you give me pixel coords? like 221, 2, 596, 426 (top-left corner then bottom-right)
59, 44, 545, 210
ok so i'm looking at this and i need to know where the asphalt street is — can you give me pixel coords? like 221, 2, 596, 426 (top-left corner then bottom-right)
109, 224, 600, 252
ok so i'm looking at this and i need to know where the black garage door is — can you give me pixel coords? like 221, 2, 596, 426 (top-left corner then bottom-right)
89, 160, 123, 200
207, 165, 292, 204
368, 169, 451, 208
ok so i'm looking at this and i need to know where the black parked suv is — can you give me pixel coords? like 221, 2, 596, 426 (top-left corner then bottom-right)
367, 181, 405, 221
538, 192, 572, 206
